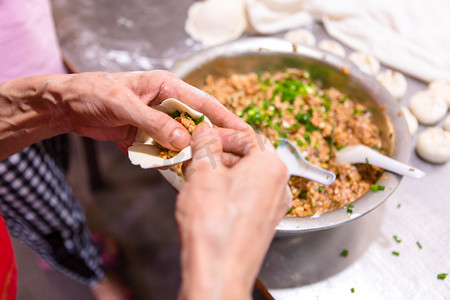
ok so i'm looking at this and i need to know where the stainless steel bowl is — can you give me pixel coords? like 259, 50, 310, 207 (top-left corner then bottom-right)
171, 37, 411, 236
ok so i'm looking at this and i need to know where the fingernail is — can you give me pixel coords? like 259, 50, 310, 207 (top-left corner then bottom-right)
192, 122, 212, 140
169, 128, 191, 150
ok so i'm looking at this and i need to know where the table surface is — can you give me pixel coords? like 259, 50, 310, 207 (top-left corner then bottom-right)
51, 1, 450, 299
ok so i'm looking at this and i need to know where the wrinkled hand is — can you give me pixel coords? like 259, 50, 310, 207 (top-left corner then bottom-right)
48, 70, 248, 151
176, 123, 291, 300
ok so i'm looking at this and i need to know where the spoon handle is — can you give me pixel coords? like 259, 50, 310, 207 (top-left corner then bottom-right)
337, 145, 425, 179
363, 150, 426, 179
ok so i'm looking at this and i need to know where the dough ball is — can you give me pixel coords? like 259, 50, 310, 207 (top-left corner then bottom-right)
348, 51, 380, 75
284, 28, 316, 46
185, 0, 247, 46
428, 79, 450, 109
408, 90, 447, 125
317, 39, 346, 58
376, 69, 408, 100
444, 114, 450, 132
401, 106, 418, 135
415, 127, 450, 164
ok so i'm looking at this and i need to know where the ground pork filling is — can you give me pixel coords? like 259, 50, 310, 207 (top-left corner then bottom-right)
158, 112, 199, 176
200, 68, 384, 217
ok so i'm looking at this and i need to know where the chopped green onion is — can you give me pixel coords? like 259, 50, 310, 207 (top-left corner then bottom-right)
299, 191, 307, 198
340, 249, 349, 257
392, 251, 400, 256
328, 123, 335, 160
347, 204, 354, 214
291, 123, 300, 130
185, 112, 194, 120
321, 95, 332, 112
287, 207, 294, 214
437, 273, 447, 280
353, 108, 362, 115
314, 140, 320, 150
371, 185, 385, 192
318, 186, 324, 192
296, 139, 307, 147
365, 157, 370, 165
195, 115, 205, 125
304, 132, 311, 144
274, 140, 280, 148
393, 235, 402, 243
371, 146, 384, 151
339, 95, 349, 104
171, 110, 181, 118
397, 203, 401, 209
417, 241, 422, 249
350, 288, 355, 293
337, 145, 345, 150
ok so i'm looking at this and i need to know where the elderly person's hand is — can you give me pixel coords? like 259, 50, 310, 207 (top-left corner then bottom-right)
176, 123, 291, 300
0, 71, 248, 160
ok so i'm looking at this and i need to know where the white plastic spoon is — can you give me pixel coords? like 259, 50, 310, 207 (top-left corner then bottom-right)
276, 138, 336, 185
336, 145, 425, 179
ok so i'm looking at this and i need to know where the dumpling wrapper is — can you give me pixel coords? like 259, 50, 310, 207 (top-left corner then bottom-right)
185, 0, 247, 46
128, 98, 212, 169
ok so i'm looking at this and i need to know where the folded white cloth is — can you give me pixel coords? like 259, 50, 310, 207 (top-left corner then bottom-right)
246, 0, 450, 82
305, 0, 450, 82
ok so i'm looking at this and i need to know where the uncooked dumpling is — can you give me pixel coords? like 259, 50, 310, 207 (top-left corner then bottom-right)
246, 0, 313, 34
284, 28, 316, 46
428, 79, 450, 109
444, 114, 450, 132
317, 39, 346, 58
128, 98, 212, 169
401, 106, 418, 135
185, 0, 247, 46
415, 127, 450, 164
348, 51, 380, 75
376, 69, 408, 100
408, 90, 447, 125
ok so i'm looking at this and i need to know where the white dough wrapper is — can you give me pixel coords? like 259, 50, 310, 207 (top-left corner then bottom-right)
408, 90, 447, 125
128, 98, 212, 169
444, 114, 450, 132
185, 0, 247, 46
428, 79, 450, 109
348, 51, 380, 75
415, 127, 450, 164
376, 69, 408, 100
246, 0, 313, 34
317, 39, 346, 58
401, 106, 418, 136
283, 28, 316, 46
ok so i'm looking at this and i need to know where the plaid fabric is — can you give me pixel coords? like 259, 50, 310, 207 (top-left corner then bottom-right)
0, 135, 104, 287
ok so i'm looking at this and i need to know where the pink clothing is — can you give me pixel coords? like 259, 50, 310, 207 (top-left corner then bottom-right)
0, 0, 66, 83
1, 0, 65, 297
